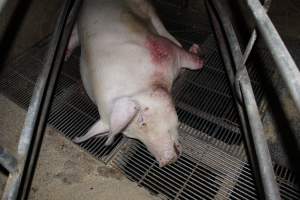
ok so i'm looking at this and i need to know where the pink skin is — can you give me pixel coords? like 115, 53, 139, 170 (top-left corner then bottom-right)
66, 25, 203, 167
64, 25, 79, 61
145, 36, 174, 66
64, 49, 71, 61
145, 35, 203, 71
130, 88, 182, 167
189, 43, 200, 54
144, 35, 204, 96
65, 35, 203, 167
140, 36, 203, 166
65, 31, 203, 167
147, 140, 182, 167
180, 44, 204, 70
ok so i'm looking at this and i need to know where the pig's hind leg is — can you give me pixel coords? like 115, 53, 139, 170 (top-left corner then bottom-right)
149, 11, 182, 47
133, 0, 182, 47
65, 24, 79, 61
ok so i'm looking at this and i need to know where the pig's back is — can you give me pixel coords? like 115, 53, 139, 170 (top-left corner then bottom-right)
79, 0, 152, 45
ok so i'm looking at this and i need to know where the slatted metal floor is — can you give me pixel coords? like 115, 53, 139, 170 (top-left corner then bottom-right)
0, 0, 300, 199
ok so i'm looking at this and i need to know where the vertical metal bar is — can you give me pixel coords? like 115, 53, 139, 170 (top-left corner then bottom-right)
244, 0, 300, 111
0, 146, 17, 174
1, 0, 81, 199
207, 1, 281, 199
19, 1, 81, 199
235, 0, 271, 103
0, 0, 7, 14
242, 0, 271, 65
240, 79, 280, 200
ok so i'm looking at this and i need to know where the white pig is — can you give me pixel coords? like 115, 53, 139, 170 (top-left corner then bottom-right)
67, 0, 203, 167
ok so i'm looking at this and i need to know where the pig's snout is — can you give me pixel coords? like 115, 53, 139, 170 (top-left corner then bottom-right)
174, 142, 182, 157
157, 142, 182, 167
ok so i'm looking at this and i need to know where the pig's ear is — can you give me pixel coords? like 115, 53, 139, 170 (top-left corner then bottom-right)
105, 97, 140, 145
73, 120, 109, 143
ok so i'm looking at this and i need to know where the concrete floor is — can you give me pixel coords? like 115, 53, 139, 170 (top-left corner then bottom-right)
0, 95, 25, 195
0, 94, 159, 200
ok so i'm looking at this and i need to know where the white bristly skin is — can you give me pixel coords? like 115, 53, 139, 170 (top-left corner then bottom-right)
68, 0, 203, 167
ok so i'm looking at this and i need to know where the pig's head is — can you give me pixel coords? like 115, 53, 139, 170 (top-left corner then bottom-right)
123, 87, 181, 167
130, 88, 181, 166
73, 86, 181, 166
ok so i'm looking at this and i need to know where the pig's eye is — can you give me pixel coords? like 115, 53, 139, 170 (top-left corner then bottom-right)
137, 113, 143, 123
137, 113, 147, 128
138, 121, 147, 129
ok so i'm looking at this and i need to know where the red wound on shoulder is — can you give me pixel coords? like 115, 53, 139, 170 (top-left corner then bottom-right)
145, 36, 173, 65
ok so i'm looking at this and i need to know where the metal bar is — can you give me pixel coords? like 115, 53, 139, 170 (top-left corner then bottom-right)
207, 1, 281, 200
242, 0, 271, 65
0, 146, 17, 174
244, 0, 300, 111
0, 0, 7, 14
240, 77, 280, 197
1, 0, 81, 199
205, 0, 255, 181
19, 2, 82, 199
235, 0, 271, 103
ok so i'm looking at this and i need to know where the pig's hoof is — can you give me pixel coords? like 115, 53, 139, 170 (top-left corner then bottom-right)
72, 137, 82, 143
64, 49, 72, 61
104, 137, 114, 146
189, 43, 200, 55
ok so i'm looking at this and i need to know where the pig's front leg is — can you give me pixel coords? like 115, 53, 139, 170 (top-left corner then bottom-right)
73, 119, 109, 143
65, 24, 79, 61
179, 44, 204, 70
146, 35, 203, 73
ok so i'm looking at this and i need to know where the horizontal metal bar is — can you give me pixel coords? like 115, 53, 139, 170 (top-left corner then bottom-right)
244, 0, 300, 111
0, 146, 17, 174
207, 1, 281, 199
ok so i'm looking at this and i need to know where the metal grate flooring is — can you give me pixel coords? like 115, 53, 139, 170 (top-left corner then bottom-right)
0, 0, 300, 199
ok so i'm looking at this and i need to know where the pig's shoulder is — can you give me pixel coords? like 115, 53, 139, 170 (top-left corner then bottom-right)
125, 0, 152, 19
120, 9, 151, 35
144, 35, 178, 66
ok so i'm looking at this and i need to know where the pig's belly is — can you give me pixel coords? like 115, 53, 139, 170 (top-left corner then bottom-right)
80, 43, 155, 119
78, 0, 155, 49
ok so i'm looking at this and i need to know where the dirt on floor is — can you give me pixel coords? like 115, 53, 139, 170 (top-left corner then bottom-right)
0, 95, 159, 200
